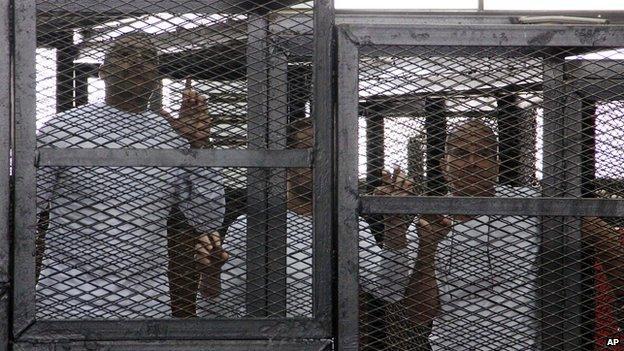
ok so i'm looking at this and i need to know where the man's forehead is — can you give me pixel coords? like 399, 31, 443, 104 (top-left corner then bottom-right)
109, 35, 157, 54
447, 121, 496, 146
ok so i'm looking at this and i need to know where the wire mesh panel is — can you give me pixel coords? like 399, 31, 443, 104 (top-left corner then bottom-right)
11, 0, 333, 346
337, 24, 624, 351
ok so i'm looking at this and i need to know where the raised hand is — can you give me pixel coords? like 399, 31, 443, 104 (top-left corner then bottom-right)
417, 214, 453, 248
161, 78, 212, 148
372, 166, 416, 250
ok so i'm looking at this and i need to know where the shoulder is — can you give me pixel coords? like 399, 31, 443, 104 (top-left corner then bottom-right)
141, 110, 189, 148
37, 104, 107, 146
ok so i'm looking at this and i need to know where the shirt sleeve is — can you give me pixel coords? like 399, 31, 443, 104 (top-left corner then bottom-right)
35, 120, 61, 219
358, 219, 419, 303
175, 167, 226, 234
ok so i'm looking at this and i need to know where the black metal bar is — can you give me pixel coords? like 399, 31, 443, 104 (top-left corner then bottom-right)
336, 27, 360, 351
266, 51, 288, 317
540, 55, 568, 351
36, 149, 312, 168
497, 92, 522, 186
55, 32, 75, 113
312, 0, 335, 328
341, 23, 624, 47
365, 109, 384, 192
74, 65, 89, 107
246, 14, 270, 317
364, 109, 385, 245
12, 0, 38, 337
16, 319, 329, 342
360, 196, 624, 217
13, 339, 333, 351
425, 97, 447, 196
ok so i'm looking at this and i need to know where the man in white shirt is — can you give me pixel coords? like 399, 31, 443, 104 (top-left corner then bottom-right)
197, 117, 624, 350
382, 120, 624, 350
35, 33, 226, 319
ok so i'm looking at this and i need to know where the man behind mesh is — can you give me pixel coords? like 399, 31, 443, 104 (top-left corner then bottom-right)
35, 33, 225, 319
381, 120, 624, 350
194, 119, 418, 329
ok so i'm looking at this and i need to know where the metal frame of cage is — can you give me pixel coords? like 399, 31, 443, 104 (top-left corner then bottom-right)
5, 0, 335, 349
6, 0, 624, 349
337, 23, 624, 351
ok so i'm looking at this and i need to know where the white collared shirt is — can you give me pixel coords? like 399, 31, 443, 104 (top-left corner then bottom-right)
36, 103, 225, 319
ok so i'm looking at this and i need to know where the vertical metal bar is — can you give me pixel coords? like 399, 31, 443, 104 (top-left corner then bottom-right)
336, 28, 359, 351
288, 66, 310, 122
0, 0, 11, 287
540, 56, 567, 351
55, 32, 74, 113
365, 109, 385, 244
12, 0, 37, 335
266, 50, 288, 317
0, 1, 10, 350
149, 79, 163, 113
497, 92, 522, 187
365, 109, 384, 192
560, 95, 584, 349
313, 0, 334, 327
246, 14, 269, 317
0, 291, 7, 351
579, 99, 597, 347
74, 66, 89, 107
424, 97, 446, 196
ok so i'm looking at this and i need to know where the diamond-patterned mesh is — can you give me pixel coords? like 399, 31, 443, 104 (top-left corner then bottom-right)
355, 45, 624, 350
34, 0, 315, 320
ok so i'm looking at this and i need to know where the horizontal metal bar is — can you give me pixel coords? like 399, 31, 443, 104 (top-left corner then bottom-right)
17, 319, 329, 342
36, 0, 303, 15
573, 79, 624, 101
340, 23, 624, 47
360, 196, 624, 217
568, 60, 624, 79
14, 339, 332, 351
335, 10, 624, 25
36, 149, 312, 168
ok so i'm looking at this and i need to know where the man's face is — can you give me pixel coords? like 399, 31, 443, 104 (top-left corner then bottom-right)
444, 126, 498, 196
101, 37, 159, 97
288, 125, 314, 205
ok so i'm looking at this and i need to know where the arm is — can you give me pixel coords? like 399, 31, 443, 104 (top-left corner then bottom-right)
402, 215, 451, 325
360, 168, 450, 325
404, 241, 441, 324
